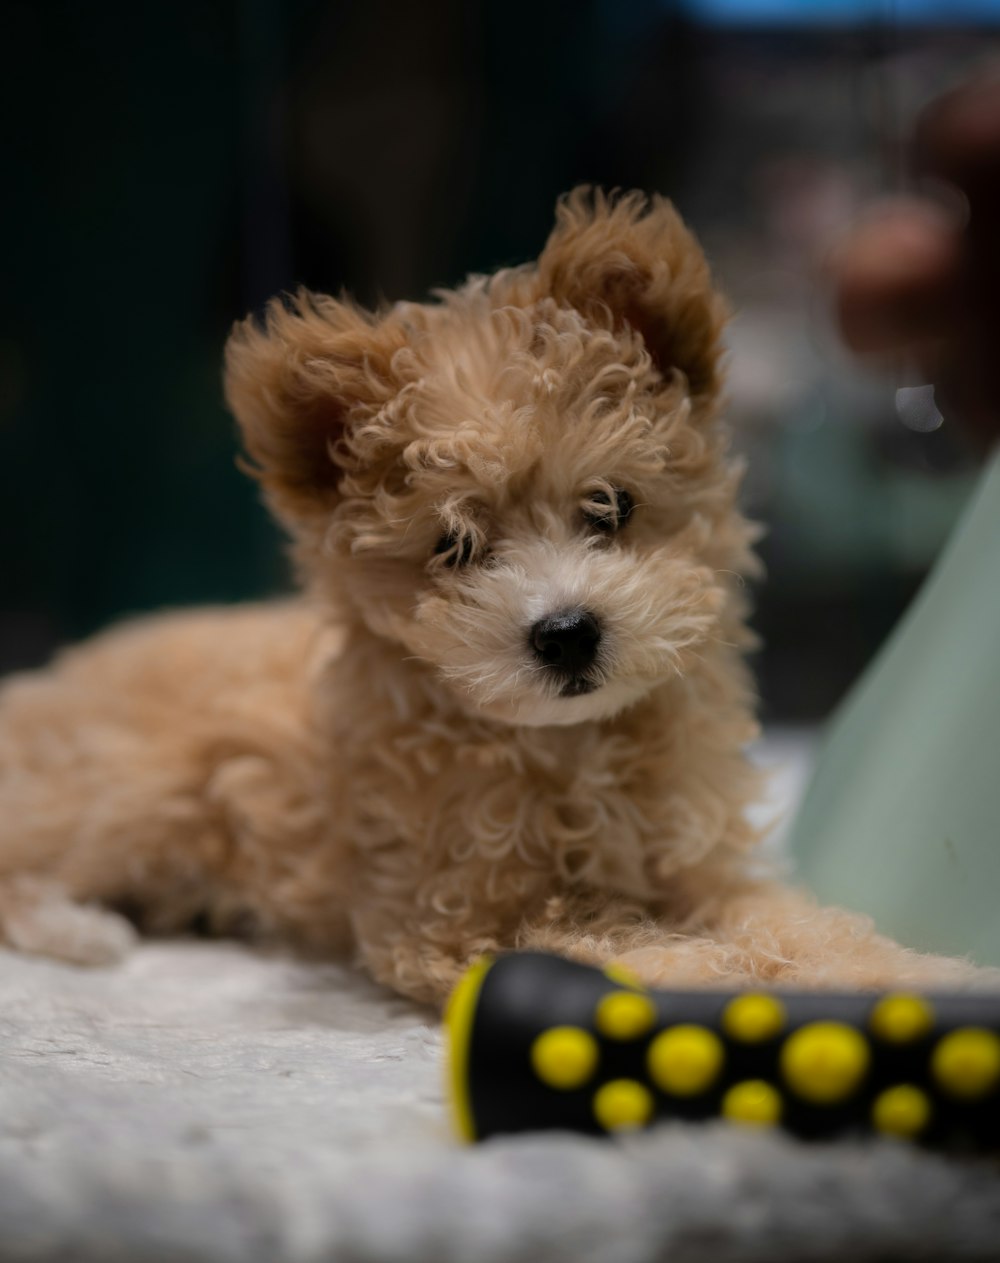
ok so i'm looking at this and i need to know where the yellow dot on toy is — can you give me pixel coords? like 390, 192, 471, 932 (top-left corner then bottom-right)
530, 1026, 599, 1090
931, 1028, 1000, 1100
647, 1024, 724, 1096
872, 1084, 932, 1138
869, 994, 935, 1044
595, 990, 658, 1041
722, 994, 786, 1043
603, 963, 644, 990
721, 1079, 783, 1128
593, 1078, 655, 1132
780, 1022, 871, 1104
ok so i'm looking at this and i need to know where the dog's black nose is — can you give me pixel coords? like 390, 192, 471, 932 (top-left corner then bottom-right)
530, 610, 601, 677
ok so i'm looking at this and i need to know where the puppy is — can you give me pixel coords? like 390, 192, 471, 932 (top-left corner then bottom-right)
0, 190, 980, 1004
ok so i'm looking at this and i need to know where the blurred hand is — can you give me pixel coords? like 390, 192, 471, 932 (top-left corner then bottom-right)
832, 75, 1000, 447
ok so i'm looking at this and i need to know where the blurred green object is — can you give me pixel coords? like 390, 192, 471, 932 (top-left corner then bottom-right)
792, 445, 1000, 967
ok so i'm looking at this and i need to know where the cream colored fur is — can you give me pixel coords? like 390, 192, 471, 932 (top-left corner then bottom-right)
0, 190, 985, 1004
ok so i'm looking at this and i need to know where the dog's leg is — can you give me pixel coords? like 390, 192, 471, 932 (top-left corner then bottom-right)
0, 605, 346, 964
518, 884, 997, 992
0, 696, 345, 964
356, 880, 997, 1010
0, 658, 242, 960
663, 879, 997, 990
356, 896, 771, 1009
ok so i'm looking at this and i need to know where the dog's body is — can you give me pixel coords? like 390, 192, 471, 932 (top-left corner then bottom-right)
0, 191, 982, 1003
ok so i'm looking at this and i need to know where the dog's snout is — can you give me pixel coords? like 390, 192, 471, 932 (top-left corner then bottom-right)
530, 610, 601, 677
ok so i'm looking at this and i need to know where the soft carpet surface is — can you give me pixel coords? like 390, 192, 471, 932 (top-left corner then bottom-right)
1, 735, 998, 1262
2, 941, 1000, 1263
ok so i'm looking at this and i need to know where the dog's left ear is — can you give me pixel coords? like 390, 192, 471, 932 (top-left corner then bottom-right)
533, 187, 727, 400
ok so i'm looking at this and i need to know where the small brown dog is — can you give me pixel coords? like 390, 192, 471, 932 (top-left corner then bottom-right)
0, 190, 981, 1004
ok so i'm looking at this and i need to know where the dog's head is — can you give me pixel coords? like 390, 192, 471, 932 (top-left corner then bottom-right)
226, 189, 759, 727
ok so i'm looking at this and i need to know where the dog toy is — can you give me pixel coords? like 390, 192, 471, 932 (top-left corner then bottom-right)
446, 951, 1000, 1149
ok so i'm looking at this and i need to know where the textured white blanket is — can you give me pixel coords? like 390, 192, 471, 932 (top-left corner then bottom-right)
1, 736, 998, 1261
2, 941, 1000, 1263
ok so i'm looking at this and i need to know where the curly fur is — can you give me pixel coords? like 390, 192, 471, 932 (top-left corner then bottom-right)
0, 189, 988, 1004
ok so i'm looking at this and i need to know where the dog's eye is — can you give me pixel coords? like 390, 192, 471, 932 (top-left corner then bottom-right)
583, 488, 634, 534
433, 531, 475, 567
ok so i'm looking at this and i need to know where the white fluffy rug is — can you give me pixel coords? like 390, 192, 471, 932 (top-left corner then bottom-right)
1, 734, 999, 1261
3, 941, 1000, 1263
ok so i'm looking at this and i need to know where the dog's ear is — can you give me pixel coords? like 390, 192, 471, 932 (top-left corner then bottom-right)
224, 290, 405, 525
534, 187, 727, 400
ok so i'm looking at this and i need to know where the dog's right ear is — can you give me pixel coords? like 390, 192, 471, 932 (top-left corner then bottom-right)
224, 290, 405, 526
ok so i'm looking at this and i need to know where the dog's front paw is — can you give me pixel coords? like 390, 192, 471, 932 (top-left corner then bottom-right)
841, 947, 1000, 993
0, 877, 138, 966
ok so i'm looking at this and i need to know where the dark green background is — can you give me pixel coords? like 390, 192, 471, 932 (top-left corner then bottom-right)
0, 1, 698, 660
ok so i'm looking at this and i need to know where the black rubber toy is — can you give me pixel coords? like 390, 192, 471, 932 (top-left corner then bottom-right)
446, 950, 1000, 1150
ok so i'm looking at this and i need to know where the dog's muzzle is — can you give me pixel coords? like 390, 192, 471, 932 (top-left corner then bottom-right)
529, 609, 602, 696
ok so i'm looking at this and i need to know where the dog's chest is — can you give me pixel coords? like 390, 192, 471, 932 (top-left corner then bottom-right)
337, 696, 675, 897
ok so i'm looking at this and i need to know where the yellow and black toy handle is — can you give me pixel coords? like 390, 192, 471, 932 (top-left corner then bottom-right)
446, 951, 1000, 1149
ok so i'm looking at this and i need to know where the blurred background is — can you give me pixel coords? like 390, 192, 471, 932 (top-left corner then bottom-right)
2, 0, 998, 724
